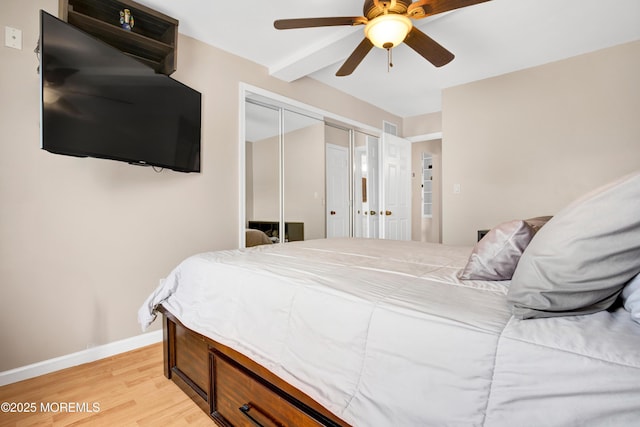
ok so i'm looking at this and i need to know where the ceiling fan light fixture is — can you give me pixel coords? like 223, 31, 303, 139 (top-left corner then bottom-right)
364, 14, 412, 49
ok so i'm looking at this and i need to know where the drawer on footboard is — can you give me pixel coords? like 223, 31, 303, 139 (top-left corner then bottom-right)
210, 350, 329, 427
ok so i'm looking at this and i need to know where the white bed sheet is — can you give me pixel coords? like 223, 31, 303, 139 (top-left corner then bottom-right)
139, 238, 640, 426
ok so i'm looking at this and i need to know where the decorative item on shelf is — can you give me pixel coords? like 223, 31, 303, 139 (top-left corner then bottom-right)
119, 9, 134, 31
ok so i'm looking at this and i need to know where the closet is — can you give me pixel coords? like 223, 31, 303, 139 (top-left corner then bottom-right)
242, 89, 411, 246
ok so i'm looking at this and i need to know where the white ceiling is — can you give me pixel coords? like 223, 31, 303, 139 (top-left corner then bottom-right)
136, 0, 640, 118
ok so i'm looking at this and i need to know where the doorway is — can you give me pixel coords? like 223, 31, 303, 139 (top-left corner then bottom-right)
411, 139, 442, 243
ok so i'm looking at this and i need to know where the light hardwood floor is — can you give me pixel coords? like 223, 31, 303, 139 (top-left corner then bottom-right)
0, 343, 214, 426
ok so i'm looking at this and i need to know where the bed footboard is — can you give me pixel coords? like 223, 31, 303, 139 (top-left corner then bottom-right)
160, 307, 348, 427
162, 307, 210, 413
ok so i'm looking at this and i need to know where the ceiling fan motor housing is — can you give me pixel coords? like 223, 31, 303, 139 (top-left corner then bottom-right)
363, 0, 412, 19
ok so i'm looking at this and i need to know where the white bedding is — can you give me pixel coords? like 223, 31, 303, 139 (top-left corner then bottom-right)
139, 238, 640, 426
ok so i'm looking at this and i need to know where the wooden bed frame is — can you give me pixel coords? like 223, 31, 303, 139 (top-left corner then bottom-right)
159, 306, 350, 426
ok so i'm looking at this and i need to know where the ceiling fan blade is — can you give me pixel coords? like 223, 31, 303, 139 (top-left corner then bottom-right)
274, 17, 366, 30
408, 0, 491, 19
403, 27, 454, 67
336, 38, 374, 76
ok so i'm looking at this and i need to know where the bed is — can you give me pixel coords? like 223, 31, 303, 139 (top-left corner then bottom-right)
139, 171, 640, 426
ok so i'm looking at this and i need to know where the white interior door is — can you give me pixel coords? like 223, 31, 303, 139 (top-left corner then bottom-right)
326, 144, 349, 238
381, 133, 411, 240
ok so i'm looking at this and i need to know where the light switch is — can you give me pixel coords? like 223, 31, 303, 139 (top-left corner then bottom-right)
5, 26, 22, 50
453, 183, 461, 194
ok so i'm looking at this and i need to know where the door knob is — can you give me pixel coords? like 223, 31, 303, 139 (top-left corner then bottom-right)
370, 210, 377, 216
330, 211, 336, 215
385, 210, 392, 216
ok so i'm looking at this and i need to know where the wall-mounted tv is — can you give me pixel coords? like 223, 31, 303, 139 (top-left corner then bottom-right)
39, 10, 201, 173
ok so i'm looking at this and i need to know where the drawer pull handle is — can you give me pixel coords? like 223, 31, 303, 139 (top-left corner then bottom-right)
239, 404, 264, 427
239, 403, 283, 427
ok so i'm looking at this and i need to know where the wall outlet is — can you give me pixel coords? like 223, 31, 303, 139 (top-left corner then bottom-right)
5, 26, 22, 50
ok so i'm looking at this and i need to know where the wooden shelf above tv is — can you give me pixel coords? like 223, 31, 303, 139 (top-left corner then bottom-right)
59, 0, 178, 75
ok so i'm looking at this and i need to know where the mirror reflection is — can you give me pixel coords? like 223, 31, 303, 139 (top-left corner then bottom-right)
245, 101, 280, 244
283, 110, 325, 240
324, 125, 349, 239
245, 96, 325, 245
243, 92, 389, 247
354, 133, 380, 238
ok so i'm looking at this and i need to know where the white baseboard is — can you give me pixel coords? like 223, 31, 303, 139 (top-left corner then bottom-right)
0, 330, 163, 387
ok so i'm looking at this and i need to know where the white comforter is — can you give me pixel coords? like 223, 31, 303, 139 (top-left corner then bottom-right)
139, 238, 640, 426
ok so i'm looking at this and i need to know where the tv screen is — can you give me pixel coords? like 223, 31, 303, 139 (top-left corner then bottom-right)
39, 10, 201, 173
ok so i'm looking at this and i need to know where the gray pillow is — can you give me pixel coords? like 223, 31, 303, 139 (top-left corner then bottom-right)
458, 220, 535, 281
622, 274, 640, 325
508, 171, 640, 319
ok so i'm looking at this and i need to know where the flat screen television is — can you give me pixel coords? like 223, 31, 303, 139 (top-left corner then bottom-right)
39, 10, 201, 173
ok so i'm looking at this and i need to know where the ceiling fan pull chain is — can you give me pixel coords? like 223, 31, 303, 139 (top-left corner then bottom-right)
387, 48, 394, 72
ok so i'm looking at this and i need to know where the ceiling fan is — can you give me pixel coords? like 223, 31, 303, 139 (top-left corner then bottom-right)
274, 0, 491, 76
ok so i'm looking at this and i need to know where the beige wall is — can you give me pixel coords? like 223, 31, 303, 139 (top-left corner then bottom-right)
441, 40, 640, 245
248, 138, 280, 222
403, 111, 442, 136
0, 0, 400, 371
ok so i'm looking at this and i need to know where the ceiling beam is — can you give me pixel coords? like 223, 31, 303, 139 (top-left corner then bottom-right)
269, 27, 363, 82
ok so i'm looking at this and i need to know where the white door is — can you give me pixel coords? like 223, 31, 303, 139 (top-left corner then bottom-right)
326, 144, 349, 238
381, 133, 411, 240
